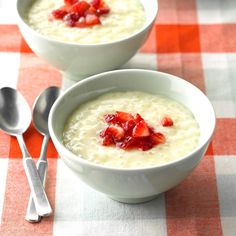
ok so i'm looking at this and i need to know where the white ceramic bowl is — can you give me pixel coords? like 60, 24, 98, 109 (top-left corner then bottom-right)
49, 69, 215, 203
16, 0, 158, 80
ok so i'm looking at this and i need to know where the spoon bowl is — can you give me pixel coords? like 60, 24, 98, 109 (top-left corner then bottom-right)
0, 87, 31, 135
33, 86, 61, 135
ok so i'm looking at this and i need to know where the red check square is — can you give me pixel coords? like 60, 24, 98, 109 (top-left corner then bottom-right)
156, 25, 201, 53
0, 25, 22, 52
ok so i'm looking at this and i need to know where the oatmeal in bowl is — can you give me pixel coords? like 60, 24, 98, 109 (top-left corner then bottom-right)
16, 0, 157, 79
49, 69, 215, 203
63, 91, 200, 169
26, 0, 146, 44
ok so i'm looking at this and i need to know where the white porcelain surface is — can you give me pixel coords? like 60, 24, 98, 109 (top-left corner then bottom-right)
16, 0, 158, 80
48, 69, 216, 203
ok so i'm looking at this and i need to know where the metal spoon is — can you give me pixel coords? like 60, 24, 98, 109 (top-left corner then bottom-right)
0, 87, 52, 217
25, 86, 61, 222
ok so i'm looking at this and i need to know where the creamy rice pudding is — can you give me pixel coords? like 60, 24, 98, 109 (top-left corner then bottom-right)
26, 0, 146, 44
63, 91, 200, 169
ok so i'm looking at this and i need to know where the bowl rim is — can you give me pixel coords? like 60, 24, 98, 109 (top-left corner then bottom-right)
16, 0, 158, 47
49, 69, 216, 173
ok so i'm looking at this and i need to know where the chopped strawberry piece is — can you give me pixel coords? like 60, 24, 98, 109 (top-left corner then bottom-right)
70, 1, 90, 16
134, 113, 144, 123
104, 125, 124, 141
137, 137, 154, 151
64, 0, 78, 6
75, 16, 87, 27
161, 116, 174, 127
99, 129, 106, 138
96, 6, 110, 15
150, 132, 166, 145
105, 111, 135, 124
101, 135, 115, 146
122, 119, 136, 136
87, 6, 97, 14
117, 136, 135, 150
90, 0, 101, 8
116, 111, 134, 123
133, 120, 150, 137
64, 0, 78, 5
63, 13, 80, 26
104, 114, 117, 124
86, 14, 101, 25
51, 9, 68, 19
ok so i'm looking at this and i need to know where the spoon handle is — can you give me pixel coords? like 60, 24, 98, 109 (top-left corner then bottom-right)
23, 158, 52, 216
17, 135, 52, 217
25, 160, 47, 222
25, 135, 49, 222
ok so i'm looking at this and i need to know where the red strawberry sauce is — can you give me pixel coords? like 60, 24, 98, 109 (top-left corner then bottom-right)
99, 111, 174, 151
51, 0, 110, 28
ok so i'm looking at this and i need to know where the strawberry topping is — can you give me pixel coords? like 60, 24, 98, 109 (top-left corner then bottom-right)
99, 111, 173, 151
116, 111, 134, 123
104, 114, 117, 124
51, 9, 68, 19
117, 136, 135, 150
161, 116, 174, 127
137, 137, 154, 151
70, 1, 90, 15
132, 120, 150, 137
63, 13, 80, 26
90, 0, 101, 8
96, 6, 110, 15
150, 132, 166, 145
85, 14, 101, 26
104, 125, 125, 141
122, 119, 136, 136
64, 0, 78, 6
51, 0, 110, 28
101, 135, 115, 146
134, 113, 144, 123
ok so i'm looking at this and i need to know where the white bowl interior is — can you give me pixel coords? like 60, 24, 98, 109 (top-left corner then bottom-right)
50, 69, 215, 163
17, 0, 31, 18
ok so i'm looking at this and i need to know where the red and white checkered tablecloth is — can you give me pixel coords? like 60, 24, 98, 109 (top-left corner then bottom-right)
0, 0, 236, 235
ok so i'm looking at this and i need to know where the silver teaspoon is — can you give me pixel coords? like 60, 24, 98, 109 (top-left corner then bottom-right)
25, 86, 61, 223
0, 87, 52, 217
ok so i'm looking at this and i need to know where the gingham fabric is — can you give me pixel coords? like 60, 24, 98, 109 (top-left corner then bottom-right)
0, 0, 236, 235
